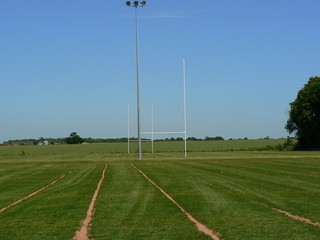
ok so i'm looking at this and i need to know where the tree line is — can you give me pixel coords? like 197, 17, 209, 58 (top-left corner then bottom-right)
3, 134, 237, 145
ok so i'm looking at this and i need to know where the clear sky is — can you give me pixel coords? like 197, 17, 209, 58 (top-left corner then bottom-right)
1, 0, 319, 143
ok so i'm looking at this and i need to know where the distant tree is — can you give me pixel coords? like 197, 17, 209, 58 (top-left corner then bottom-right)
84, 137, 94, 144
187, 137, 201, 141
205, 136, 224, 141
215, 136, 224, 140
286, 77, 320, 149
65, 132, 84, 144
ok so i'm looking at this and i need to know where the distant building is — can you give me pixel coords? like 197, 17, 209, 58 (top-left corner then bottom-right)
38, 140, 50, 145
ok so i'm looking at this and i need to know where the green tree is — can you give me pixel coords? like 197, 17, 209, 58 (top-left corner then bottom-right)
286, 77, 320, 149
205, 136, 224, 141
65, 132, 84, 144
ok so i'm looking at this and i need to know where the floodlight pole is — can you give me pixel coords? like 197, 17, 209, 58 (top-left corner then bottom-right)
151, 103, 154, 153
183, 58, 187, 158
126, 1, 146, 160
128, 104, 130, 154
135, 6, 142, 161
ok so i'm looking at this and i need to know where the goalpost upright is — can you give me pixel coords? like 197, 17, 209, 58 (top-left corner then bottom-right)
128, 58, 188, 158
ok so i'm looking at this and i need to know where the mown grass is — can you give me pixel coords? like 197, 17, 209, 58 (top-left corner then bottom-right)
134, 158, 320, 239
0, 139, 287, 156
91, 162, 209, 240
0, 162, 66, 208
0, 143, 320, 239
146, 139, 287, 153
0, 161, 106, 240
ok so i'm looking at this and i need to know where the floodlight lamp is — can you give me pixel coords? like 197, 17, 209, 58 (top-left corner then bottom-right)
126, 1, 131, 6
133, 1, 139, 6
141, 1, 146, 6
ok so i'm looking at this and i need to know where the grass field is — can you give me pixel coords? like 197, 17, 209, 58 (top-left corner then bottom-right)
0, 139, 287, 156
0, 142, 320, 239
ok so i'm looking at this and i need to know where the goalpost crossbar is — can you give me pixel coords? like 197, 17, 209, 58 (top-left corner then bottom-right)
142, 132, 186, 134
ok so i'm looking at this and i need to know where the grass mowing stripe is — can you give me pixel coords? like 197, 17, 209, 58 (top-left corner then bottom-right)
0, 174, 65, 213
131, 163, 221, 240
0, 162, 77, 208
205, 158, 320, 182
73, 164, 108, 240
138, 161, 320, 239
187, 161, 320, 195
187, 170, 320, 228
0, 163, 104, 240
266, 204, 320, 227
160, 161, 320, 227
206, 160, 320, 189
91, 162, 208, 240
177, 160, 320, 220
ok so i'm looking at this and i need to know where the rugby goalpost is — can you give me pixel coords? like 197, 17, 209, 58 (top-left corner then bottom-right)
128, 58, 187, 158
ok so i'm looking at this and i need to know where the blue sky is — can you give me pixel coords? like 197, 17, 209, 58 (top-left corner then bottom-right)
1, 0, 319, 142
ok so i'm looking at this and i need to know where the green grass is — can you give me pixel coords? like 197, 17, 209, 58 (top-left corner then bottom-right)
0, 143, 320, 239
91, 162, 208, 240
149, 139, 287, 152
134, 159, 320, 239
0, 139, 287, 156
0, 161, 106, 240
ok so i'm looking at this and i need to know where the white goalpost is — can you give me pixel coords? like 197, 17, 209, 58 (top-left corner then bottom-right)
128, 58, 188, 158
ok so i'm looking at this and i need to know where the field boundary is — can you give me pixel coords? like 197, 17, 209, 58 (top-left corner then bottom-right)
131, 163, 221, 240
73, 164, 108, 240
0, 175, 65, 213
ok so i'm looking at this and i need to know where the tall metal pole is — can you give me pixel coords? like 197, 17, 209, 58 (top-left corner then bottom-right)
183, 58, 187, 158
128, 104, 130, 154
151, 103, 154, 154
126, 1, 145, 160
135, 6, 142, 160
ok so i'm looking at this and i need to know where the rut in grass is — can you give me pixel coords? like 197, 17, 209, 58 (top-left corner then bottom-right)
131, 163, 221, 240
73, 164, 108, 240
0, 175, 66, 213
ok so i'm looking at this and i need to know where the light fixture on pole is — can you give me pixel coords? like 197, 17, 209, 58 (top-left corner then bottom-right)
125, 1, 146, 160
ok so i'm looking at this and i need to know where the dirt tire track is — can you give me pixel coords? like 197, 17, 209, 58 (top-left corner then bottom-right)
268, 205, 320, 227
73, 164, 108, 240
131, 163, 221, 240
0, 175, 66, 213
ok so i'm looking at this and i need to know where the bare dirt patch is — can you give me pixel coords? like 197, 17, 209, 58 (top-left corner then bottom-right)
73, 164, 108, 240
0, 175, 65, 213
131, 163, 221, 240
